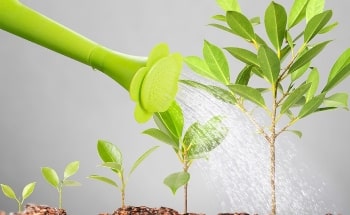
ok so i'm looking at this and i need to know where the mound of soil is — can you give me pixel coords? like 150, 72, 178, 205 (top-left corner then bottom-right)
0, 204, 66, 215
99, 206, 204, 215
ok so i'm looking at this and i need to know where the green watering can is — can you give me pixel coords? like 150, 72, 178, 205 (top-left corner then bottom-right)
0, 0, 183, 123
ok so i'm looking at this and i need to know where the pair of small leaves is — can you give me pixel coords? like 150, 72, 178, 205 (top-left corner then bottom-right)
130, 43, 183, 123
185, 40, 230, 85
1, 182, 36, 211
89, 140, 159, 190
41, 161, 81, 190
288, 0, 324, 29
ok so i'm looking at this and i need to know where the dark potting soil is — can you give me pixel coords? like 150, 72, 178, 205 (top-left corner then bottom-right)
99, 206, 205, 215
0, 204, 66, 215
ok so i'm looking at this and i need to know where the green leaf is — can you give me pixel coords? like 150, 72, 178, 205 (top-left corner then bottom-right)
288, 0, 309, 29
64, 161, 80, 180
97, 140, 122, 165
143, 128, 178, 150
291, 61, 310, 81
62, 180, 81, 187
209, 23, 234, 34
226, 11, 255, 41
281, 82, 312, 114
257, 45, 280, 84
287, 130, 303, 138
328, 48, 350, 83
228, 84, 266, 109
203, 40, 230, 84
250, 17, 261, 25
216, 0, 241, 12
289, 41, 330, 74
184, 56, 211, 80
154, 101, 184, 142
306, 0, 325, 22
22, 182, 36, 201
163, 172, 190, 195
323, 93, 349, 110
304, 10, 332, 43
264, 2, 287, 52
322, 63, 350, 93
180, 80, 237, 105
129, 146, 159, 176
298, 93, 326, 118
88, 175, 119, 189
183, 116, 228, 159
305, 68, 320, 101
235, 66, 252, 85
0, 184, 17, 200
225, 47, 259, 66
319, 22, 338, 34
212, 14, 226, 22
100, 162, 122, 172
41, 167, 60, 188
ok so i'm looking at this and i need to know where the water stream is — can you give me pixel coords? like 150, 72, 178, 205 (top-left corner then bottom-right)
176, 71, 338, 214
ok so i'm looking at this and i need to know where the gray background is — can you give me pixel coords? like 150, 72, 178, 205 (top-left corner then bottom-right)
0, 0, 349, 214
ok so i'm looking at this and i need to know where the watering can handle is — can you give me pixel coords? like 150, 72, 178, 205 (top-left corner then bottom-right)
0, 0, 146, 90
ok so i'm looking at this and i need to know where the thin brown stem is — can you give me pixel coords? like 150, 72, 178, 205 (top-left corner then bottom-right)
270, 84, 278, 215
183, 162, 190, 215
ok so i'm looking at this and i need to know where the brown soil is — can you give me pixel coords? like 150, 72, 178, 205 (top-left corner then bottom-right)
0, 204, 66, 215
99, 206, 204, 215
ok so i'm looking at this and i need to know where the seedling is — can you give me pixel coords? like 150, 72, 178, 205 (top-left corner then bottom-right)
0, 182, 36, 212
41, 161, 81, 209
88, 140, 159, 208
183, 0, 350, 214
143, 101, 228, 214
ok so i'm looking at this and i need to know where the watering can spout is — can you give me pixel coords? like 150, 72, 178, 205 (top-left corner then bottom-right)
0, 0, 182, 123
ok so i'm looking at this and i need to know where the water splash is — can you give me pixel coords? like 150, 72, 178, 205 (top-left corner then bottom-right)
177, 71, 338, 214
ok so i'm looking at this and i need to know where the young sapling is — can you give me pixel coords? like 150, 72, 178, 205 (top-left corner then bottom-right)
143, 101, 228, 214
88, 140, 159, 208
182, 0, 350, 214
41, 161, 81, 209
0, 182, 36, 212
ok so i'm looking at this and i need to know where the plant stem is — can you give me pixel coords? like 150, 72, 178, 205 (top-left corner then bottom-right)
17, 199, 22, 213
58, 187, 63, 209
183, 161, 190, 215
121, 172, 126, 208
269, 139, 276, 215
270, 85, 278, 215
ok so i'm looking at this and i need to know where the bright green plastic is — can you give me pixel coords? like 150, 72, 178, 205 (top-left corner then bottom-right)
0, 0, 183, 123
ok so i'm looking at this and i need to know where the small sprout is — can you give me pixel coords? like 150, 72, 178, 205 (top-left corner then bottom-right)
0, 182, 36, 212
88, 140, 159, 208
41, 161, 81, 209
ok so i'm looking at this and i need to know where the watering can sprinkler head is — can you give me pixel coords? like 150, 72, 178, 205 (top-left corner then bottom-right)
0, 0, 182, 123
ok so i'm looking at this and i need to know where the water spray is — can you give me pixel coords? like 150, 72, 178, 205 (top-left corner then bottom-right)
0, 0, 183, 123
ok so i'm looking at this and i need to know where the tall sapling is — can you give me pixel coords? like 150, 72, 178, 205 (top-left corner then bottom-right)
183, 0, 350, 214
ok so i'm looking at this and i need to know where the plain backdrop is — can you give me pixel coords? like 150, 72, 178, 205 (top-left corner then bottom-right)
0, 0, 349, 214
